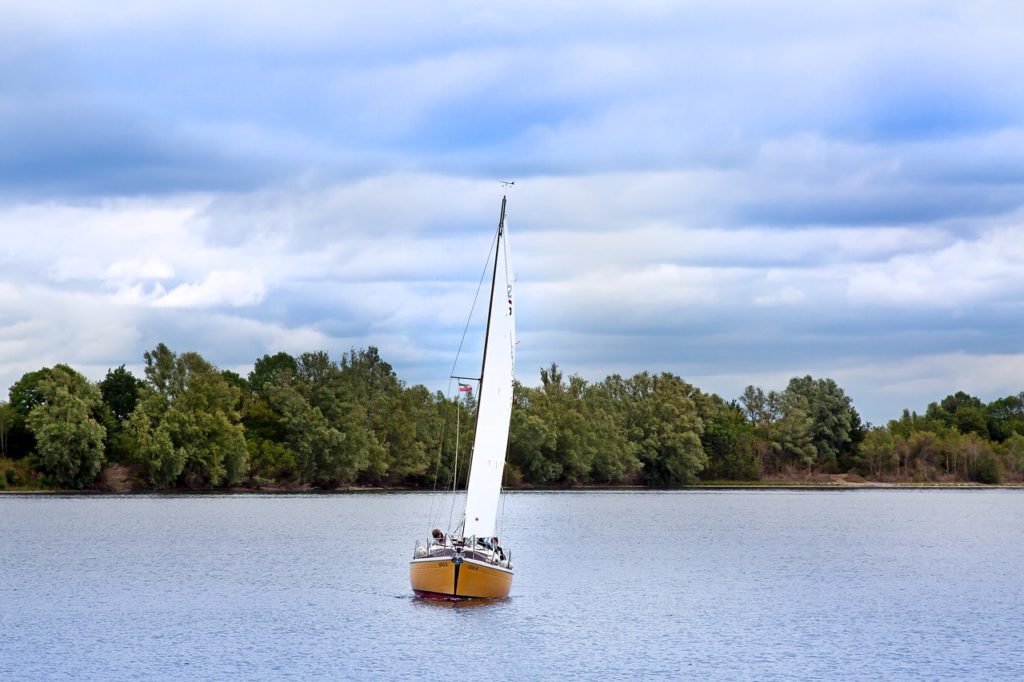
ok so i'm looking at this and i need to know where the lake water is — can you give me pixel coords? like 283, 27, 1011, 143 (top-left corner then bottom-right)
1, 490, 1022, 680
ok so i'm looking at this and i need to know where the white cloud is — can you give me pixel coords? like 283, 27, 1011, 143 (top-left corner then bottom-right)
0, 198, 208, 279
0, 281, 143, 386
754, 286, 806, 307
847, 224, 1024, 307
155, 270, 266, 309
104, 259, 175, 282
831, 352, 1024, 424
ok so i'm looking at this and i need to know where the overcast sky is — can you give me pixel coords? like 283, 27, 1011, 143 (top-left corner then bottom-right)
2, 1, 1023, 424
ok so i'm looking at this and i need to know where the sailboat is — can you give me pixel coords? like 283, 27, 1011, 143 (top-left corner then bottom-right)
409, 195, 516, 600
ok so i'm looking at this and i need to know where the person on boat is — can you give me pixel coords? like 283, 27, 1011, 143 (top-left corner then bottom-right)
431, 528, 446, 545
492, 537, 506, 561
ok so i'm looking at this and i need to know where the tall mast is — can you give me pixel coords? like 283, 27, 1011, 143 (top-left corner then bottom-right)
475, 195, 506, 413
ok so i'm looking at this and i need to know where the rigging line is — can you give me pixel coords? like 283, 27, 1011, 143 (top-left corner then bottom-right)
446, 399, 462, 533
429, 206, 505, 537
448, 228, 499, 386
443, 216, 500, 535
498, 455, 508, 540
427, 384, 451, 508
426, 401, 449, 532
427, 225, 498, 534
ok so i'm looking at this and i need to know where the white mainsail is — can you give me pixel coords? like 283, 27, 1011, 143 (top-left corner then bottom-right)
462, 199, 515, 539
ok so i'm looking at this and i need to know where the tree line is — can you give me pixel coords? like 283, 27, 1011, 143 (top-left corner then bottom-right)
1, 344, 1022, 490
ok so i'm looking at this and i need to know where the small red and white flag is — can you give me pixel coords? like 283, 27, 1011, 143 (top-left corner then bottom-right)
458, 383, 473, 393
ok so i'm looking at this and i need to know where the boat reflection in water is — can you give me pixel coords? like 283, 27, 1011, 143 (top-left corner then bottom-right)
411, 592, 509, 610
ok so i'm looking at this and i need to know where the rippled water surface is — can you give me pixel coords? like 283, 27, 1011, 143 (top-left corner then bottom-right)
2, 490, 1023, 680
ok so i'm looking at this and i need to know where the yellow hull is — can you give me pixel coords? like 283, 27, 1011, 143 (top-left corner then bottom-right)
409, 557, 513, 600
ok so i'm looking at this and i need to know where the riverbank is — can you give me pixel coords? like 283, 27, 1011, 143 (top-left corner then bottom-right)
3, 472, 1022, 494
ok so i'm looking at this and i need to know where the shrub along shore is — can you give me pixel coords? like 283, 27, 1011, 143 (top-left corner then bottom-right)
1, 344, 1022, 492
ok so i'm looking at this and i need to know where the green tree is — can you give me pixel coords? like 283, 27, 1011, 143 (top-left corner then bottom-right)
98, 365, 144, 463
248, 351, 299, 391
508, 367, 562, 484
926, 391, 986, 436
166, 353, 247, 486
509, 397, 559, 484
888, 409, 941, 439
25, 366, 107, 488
6, 367, 61, 458
698, 395, 760, 480
585, 378, 639, 484
128, 344, 248, 487
954, 406, 987, 437
985, 393, 1024, 442
143, 343, 179, 398
265, 378, 346, 484
246, 346, 449, 487
955, 432, 1002, 483
0, 402, 14, 458
243, 355, 295, 455
973, 448, 1004, 483
857, 427, 897, 478
739, 385, 774, 429
99, 365, 143, 422
9, 368, 54, 415
1001, 433, 1024, 481
893, 429, 959, 481
533, 367, 593, 484
125, 392, 184, 487
769, 392, 817, 474
508, 366, 643, 486
387, 384, 445, 484
338, 347, 408, 483
247, 438, 297, 483
783, 376, 860, 471
620, 372, 706, 486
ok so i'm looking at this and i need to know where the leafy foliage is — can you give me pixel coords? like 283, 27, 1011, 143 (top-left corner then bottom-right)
4, 345, 1022, 489
126, 344, 248, 487
100, 365, 143, 422
125, 394, 183, 487
24, 366, 107, 488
